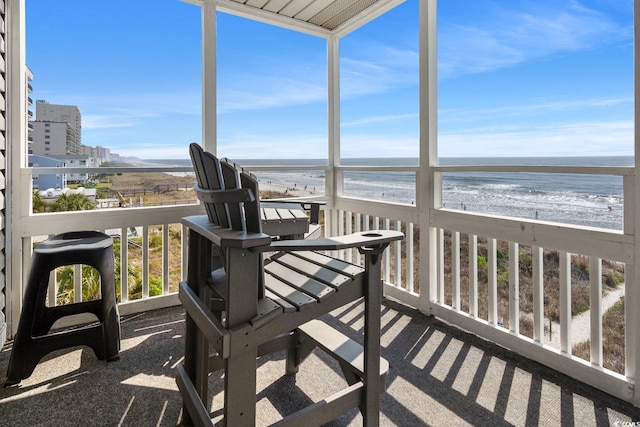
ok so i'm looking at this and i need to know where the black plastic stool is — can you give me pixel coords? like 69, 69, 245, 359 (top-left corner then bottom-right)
5, 231, 120, 386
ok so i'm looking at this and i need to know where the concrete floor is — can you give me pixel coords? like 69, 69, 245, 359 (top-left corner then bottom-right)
1, 299, 640, 426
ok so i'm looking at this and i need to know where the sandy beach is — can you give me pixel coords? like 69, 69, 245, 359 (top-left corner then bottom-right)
109, 170, 321, 203
257, 179, 322, 199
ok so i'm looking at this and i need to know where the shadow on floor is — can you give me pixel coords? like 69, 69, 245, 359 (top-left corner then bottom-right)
1, 300, 639, 426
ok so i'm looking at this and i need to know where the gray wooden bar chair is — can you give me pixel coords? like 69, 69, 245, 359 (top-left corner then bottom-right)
177, 143, 403, 426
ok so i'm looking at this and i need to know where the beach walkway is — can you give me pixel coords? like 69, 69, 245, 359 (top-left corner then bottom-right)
545, 284, 625, 348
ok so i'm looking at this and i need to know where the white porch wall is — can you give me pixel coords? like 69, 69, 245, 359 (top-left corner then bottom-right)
0, 0, 7, 349
3, 0, 27, 347
628, 0, 640, 406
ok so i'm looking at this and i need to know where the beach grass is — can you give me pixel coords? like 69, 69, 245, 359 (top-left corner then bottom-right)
88, 170, 627, 375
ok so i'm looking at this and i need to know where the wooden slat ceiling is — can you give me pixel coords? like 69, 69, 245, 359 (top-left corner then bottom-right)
253, 0, 378, 30
185, 0, 403, 36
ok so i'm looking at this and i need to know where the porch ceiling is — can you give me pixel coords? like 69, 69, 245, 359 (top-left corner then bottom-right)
184, 0, 405, 37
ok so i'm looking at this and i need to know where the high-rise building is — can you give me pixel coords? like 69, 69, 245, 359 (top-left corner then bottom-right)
30, 101, 82, 155
35, 101, 81, 144
30, 121, 79, 156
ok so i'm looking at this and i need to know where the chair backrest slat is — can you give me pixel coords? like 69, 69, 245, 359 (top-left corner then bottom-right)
190, 143, 263, 235
189, 143, 230, 228
220, 160, 245, 231
240, 171, 261, 233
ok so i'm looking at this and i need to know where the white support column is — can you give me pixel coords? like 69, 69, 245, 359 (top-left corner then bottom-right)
327, 35, 340, 206
418, 0, 438, 313
6, 0, 28, 338
628, 0, 640, 406
202, 0, 217, 154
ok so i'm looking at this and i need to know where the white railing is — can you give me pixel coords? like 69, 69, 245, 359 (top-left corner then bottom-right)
18, 202, 204, 324
327, 162, 637, 406
14, 165, 204, 333
14, 162, 640, 406
426, 208, 632, 397
325, 198, 636, 404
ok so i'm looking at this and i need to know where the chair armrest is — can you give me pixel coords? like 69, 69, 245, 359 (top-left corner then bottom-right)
261, 199, 326, 224
252, 230, 403, 252
182, 215, 272, 248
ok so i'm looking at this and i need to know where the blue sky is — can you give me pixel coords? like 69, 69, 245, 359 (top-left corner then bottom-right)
26, 0, 634, 160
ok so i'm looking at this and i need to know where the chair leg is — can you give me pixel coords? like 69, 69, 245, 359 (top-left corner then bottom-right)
98, 256, 120, 361
5, 257, 54, 385
224, 348, 258, 426
285, 345, 299, 377
363, 251, 383, 426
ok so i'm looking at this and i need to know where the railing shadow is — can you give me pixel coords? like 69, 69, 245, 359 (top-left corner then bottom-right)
321, 298, 640, 426
0, 307, 186, 426
2, 301, 640, 426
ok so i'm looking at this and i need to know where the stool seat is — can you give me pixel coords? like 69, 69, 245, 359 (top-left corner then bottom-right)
5, 231, 120, 386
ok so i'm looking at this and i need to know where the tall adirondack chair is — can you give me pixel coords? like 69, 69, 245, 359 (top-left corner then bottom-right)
177, 143, 403, 426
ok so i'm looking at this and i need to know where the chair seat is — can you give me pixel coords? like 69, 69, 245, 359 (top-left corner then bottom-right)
206, 250, 366, 329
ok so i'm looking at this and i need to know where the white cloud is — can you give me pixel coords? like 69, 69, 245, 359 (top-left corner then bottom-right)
439, 1, 632, 78
42, 90, 201, 127
340, 133, 418, 158
340, 46, 418, 98
439, 119, 633, 157
439, 96, 633, 125
82, 114, 138, 129
218, 132, 329, 159
217, 77, 326, 113
112, 144, 194, 160
342, 113, 418, 127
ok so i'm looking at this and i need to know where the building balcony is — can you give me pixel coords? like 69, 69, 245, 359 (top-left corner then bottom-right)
2, 162, 640, 425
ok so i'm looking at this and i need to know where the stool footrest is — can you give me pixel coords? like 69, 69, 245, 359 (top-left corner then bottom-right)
298, 320, 389, 383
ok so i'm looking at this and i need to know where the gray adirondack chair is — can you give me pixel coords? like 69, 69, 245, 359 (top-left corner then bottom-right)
177, 143, 403, 426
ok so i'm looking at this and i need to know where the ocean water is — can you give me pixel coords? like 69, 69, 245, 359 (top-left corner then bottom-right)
148, 156, 632, 230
